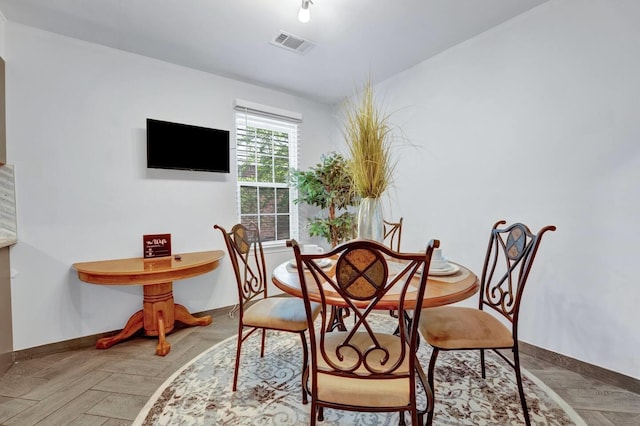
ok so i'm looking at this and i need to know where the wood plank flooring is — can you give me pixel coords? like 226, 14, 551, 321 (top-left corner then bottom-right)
0, 307, 639, 425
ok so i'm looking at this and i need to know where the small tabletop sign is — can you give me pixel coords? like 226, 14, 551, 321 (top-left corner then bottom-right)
143, 234, 172, 259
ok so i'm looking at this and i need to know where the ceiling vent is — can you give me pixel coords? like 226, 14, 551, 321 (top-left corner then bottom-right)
270, 31, 315, 55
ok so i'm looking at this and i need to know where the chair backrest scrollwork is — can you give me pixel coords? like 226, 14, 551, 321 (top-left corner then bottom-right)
383, 217, 403, 252
289, 238, 438, 378
479, 220, 556, 328
215, 223, 268, 314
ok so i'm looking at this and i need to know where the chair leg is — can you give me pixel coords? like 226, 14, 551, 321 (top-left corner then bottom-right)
299, 331, 310, 404
513, 347, 531, 426
318, 406, 324, 421
399, 411, 406, 426
260, 328, 266, 357
232, 326, 244, 392
416, 358, 434, 421
480, 348, 486, 378
410, 409, 419, 426
310, 402, 317, 426
426, 348, 440, 426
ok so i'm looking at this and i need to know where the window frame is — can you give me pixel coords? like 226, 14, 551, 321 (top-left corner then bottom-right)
234, 101, 301, 246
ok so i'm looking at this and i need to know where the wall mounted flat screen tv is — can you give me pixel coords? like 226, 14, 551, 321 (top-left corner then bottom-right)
146, 118, 230, 173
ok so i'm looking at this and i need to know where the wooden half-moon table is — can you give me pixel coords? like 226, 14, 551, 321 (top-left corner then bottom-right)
73, 250, 225, 356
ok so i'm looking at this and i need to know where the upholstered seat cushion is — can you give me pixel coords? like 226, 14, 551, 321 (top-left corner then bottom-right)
314, 332, 413, 407
243, 297, 320, 332
419, 306, 514, 350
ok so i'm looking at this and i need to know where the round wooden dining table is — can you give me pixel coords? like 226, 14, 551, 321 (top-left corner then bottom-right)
271, 259, 480, 310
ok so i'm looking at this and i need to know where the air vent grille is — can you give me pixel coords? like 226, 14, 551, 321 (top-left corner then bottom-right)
270, 31, 315, 55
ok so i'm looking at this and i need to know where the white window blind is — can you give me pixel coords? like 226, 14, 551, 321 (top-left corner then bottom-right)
234, 101, 301, 243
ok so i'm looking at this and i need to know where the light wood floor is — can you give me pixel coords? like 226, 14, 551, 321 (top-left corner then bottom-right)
0, 307, 639, 425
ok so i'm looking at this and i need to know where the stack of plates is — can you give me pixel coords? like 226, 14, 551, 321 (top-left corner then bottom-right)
288, 258, 332, 269
428, 262, 460, 276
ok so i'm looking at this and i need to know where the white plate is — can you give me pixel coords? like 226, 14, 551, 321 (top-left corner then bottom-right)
428, 263, 460, 276
288, 258, 332, 269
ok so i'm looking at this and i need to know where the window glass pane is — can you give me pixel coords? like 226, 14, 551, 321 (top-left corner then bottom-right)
256, 154, 273, 182
237, 139, 256, 181
274, 133, 289, 153
256, 129, 274, 155
236, 130, 253, 150
276, 188, 289, 213
259, 187, 275, 214
260, 215, 276, 242
277, 215, 290, 240
273, 156, 289, 184
238, 162, 256, 182
240, 186, 257, 214
241, 215, 258, 228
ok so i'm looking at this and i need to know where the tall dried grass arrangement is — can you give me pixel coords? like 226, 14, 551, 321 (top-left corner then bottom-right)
344, 79, 395, 199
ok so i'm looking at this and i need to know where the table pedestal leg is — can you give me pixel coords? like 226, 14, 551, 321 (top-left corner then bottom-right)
96, 310, 144, 349
175, 304, 212, 326
96, 281, 212, 355
155, 311, 171, 356
142, 282, 175, 356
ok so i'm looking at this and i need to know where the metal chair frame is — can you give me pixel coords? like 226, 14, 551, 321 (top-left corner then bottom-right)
425, 220, 556, 426
384, 217, 404, 252
385, 217, 404, 319
215, 223, 311, 404
289, 238, 437, 425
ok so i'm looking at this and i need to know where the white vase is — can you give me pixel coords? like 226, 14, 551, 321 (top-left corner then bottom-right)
357, 197, 384, 242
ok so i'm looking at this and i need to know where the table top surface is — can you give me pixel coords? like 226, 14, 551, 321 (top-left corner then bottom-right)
73, 250, 225, 286
272, 258, 479, 310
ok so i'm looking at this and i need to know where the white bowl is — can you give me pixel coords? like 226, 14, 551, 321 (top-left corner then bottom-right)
431, 258, 449, 270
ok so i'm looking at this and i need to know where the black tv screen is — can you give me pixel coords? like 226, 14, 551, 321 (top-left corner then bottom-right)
146, 118, 230, 173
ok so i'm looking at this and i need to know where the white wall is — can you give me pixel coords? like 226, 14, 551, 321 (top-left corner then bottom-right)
4, 0, 639, 381
5, 23, 335, 350
373, 0, 640, 379
0, 12, 5, 58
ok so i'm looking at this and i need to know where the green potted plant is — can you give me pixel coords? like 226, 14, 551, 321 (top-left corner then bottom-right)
291, 152, 359, 247
343, 78, 396, 241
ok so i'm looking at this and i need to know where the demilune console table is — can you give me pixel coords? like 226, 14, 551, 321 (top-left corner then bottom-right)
73, 250, 225, 356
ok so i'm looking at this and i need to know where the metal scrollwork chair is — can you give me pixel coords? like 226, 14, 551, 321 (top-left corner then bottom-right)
288, 238, 437, 425
384, 217, 404, 319
215, 223, 321, 404
419, 220, 556, 426
384, 217, 403, 252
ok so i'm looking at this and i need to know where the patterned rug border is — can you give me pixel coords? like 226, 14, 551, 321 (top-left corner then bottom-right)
519, 365, 586, 426
134, 324, 586, 425
134, 333, 240, 425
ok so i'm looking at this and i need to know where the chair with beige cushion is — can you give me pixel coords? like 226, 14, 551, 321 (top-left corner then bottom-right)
215, 223, 321, 404
288, 238, 437, 425
419, 220, 556, 426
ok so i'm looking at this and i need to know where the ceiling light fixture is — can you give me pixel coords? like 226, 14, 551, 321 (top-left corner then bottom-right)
298, 0, 312, 23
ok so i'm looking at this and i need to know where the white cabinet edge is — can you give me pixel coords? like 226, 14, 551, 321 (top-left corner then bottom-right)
0, 164, 17, 247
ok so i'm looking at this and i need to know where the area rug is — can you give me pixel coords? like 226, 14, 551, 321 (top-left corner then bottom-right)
134, 315, 585, 425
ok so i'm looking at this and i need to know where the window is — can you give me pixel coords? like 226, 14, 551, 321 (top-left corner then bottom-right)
235, 100, 301, 244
